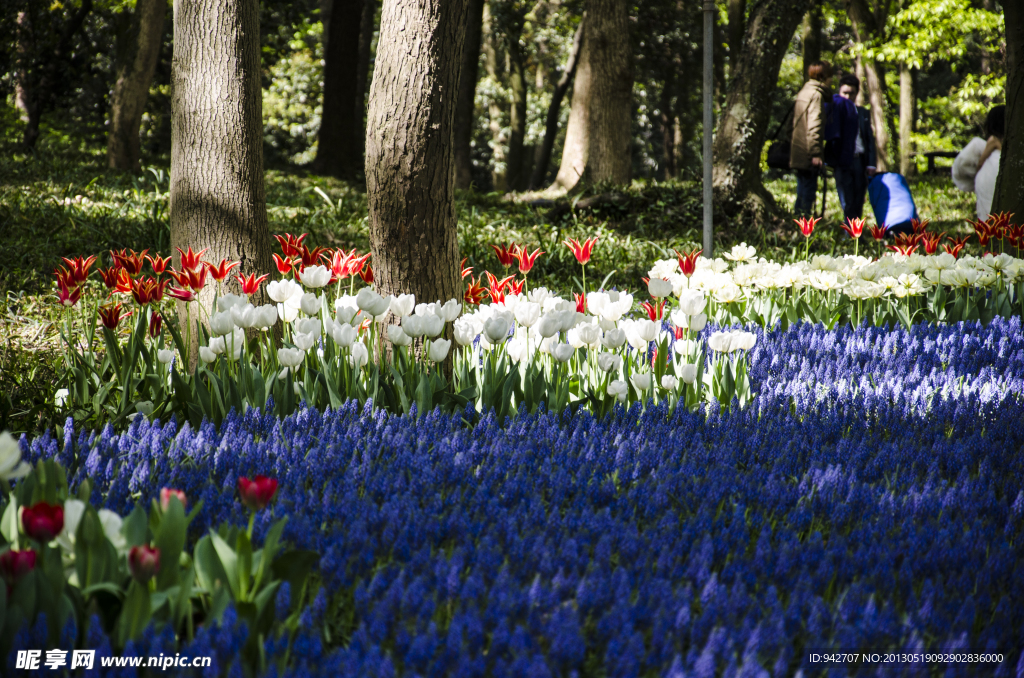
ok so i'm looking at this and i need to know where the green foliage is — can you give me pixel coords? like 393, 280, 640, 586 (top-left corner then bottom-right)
262, 21, 324, 166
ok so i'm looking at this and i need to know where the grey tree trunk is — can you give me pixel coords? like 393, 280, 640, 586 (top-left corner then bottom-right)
108, 0, 166, 172
365, 0, 468, 349
845, 0, 892, 171
314, 0, 364, 179
454, 0, 484, 190
170, 0, 273, 333
993, 0, 1023, 218
552, 0, 632, 191
529, 15, 584, 189
898, 63, 915, 176
352, 0, 379, 172
712, 0, 811, 222
801, 6, 820, 81
506, 35, 529, 191
727, 0, 745, 79
482, 4, 507, 192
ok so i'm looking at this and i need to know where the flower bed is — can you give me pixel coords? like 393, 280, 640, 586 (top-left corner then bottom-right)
9, 318, 1024, 676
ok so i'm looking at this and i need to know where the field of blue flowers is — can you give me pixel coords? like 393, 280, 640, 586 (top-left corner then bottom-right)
12, 318, 1024, 677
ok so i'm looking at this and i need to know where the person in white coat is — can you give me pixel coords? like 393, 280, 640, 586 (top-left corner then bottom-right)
953, 105, 1004, 221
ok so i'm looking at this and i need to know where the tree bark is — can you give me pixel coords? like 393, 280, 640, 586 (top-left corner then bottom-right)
454, 0, 484, 190
898, 63, 915, 176
727, 0, 745, 80
170, 0, 273, 336
108, 0, 166, 172
314, 0, 364, 179
992, 0, 1023, 218
365, 0, 467, 349
14, 11, 34, 126
552, 0, 632, 191
801, 6, 821, 81
712, 0, 811, 223
529, 14, 584, 189
845, 0, 892, 171
352, 0, 378, 171
483, 3, 507, 192
506, 34, 529, 191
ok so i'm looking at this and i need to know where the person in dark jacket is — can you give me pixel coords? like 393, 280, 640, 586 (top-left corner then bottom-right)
790, 61, 833, 216
832, 74, 877, 222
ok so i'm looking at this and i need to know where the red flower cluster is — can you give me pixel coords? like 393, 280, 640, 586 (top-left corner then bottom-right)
53, 255, 97, 307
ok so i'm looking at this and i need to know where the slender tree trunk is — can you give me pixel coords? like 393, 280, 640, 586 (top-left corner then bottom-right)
14, 10, 35, 133
314, 0, 364, 178
992, 0, 1023, 218
845, 0, 891, 171
455, 0, 484, 190
727, 0, 745, 80
352, 0, 378, 169
801, 6, 820, 81
506, 35, 529, 192
108, 0, 166, 171
483, 4, 507, 192
712, 0, 811, 222
365, 0, 467, 350
899, 63, 915, 176
529, 15, 584, 189
170, 0, 272, 339
660, 83, 676, 179
981, 0, 993, 76
552, 0, 632, 191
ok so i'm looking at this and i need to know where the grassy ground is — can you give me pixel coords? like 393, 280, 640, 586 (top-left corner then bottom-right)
0, 111, 978, 433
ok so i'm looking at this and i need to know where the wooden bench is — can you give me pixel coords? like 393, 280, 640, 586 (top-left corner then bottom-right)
910, 150, 959, 175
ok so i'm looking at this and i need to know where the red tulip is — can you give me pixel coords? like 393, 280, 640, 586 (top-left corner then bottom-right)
490, 243, 519, 269
131, 277, 160, 305
61, 255, 98, 285
563, 236, 600, 265
98, 265, 123, 290
112, 249, 148, 277
674, 248, 702, 278
149, 312, 163, 338
160, 488, 187, 512
238, 475, 278, 511
507, 278, 525, 295
943, 235, 970, 259
167, 286, 197, 302
234, 272, 270, 296
0, 549, 37, 585
464, 276, 487, 306
176, 246, 208, 273
886, 243, 919, 256
910, 218, 930, 235
460, 258, 473, 280
573, 292, 586, 314
208, 259, 240, 282
57, 281, 82, 307
98, 303, 130, 330
273, 253, 295, 275
516, 247, 544, 275
53, 266, 77, 290
358, 264, 374, 285
869, 225, 887, 241
128, 545, 160, 582
794, 216, 820, 238
840, 218, 864, 240
641, 300, 665, 321
22, 502, 64, 542
146, 254, 172, 275
921, 232, 945, 255
273, 233, 307, 259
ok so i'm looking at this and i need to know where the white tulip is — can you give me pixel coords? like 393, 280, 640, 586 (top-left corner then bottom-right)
217, 293, 246, 313
688, 313, 708, 333
231, 303, 258, 328
63, 502, 126, 553
707, 331, 733, 353
390, 293, 416, 318
602, 328, 627, 349
537, 313, 561, 338
597, 352, 622, 373
298, 264, 331, 288
255, 304, 278, 330
277, 302, 300, 323
453, 317, 479, 346
607, 379, 628, 402
647, 278, 674, 298
514, 302, 541, 328
278, 347, 305, 367
0, 431, 31, 481
356, 287, 389, 315
577, 322, 602, 347
267, 279, 301, 303
630, 372, 652, 391
552, 343, 575, 363
661, 375, 679, 390
483, 315, 512, 342
293, 332, 316, 351
335, 296, 359, 324
679, 363, 698, 384
299, 292, 322, 316
402, 314, 426, 337
440, 299, 462, 322
350, 342, 369, 368
506, 336, 533, 363
676, 289, 707, 316
333, 322, 359, 348
210, 310, 235, 336
558, 309, 579, 333
54, 388, 69, 408
199, 346, 217, 363
295, 317, 322, 336
635, 319, 659, 342
388, 324, 412, 346
733, 331, 756, 351
427, 338, 451, 362
157, 349, 174, 364
422, 313, 444, 338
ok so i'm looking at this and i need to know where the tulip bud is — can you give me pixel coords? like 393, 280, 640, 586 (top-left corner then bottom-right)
661, 375, 679, 391
630, 372, 652, 391
0, 549, 37, 585
128, 545, 160, 582
21, 502, 64, 542
160, 488, 187, 513
237, 475, 279, 511
607, 379, 627, 402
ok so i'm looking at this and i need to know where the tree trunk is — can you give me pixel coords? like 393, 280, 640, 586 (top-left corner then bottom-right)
712, 0, 811, 222
170, 0, 273, 338
992, 0, 1023, 218
552, 0, 632, 191
108, 0, 166, 172
727, 0, 745, 80
659, 83, 676, 180
845, 0, 891, 171
483, 4, 507, 192
529, 14, 584, 190
898, 63, 915, 176
506, 35, 529, 192
14, 10, 35, 134
352, 0, 378, 171
454, 0, 484, 190
801, 6, 820, 81
365, 0, 467, 350
314, 0, 364, 179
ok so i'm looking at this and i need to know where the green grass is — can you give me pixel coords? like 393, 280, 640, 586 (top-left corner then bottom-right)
0, 107, 981, 433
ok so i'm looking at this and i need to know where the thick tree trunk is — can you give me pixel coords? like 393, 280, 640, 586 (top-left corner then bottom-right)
454, 0, 484, 190
314, 0, 364, 179
992, 0, 1023, 218
552, 0, 632, 191
506, 37, 529, 191
108, 0, 166, 172
727, 0, 745, 80
898, 63, 915, 176
845, 0, 891, 171
801, 6, 820, 81
712, 0, 811, 222
529, 15, 584, 190
352, 0, 378, 172
365, 0, 467, 348
170, 0, 272, 333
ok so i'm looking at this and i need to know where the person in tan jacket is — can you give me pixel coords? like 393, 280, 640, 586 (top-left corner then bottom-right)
790, 61, 833, 216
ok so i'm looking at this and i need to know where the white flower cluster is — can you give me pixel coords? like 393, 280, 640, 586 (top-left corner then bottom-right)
200, 293, 280, 363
